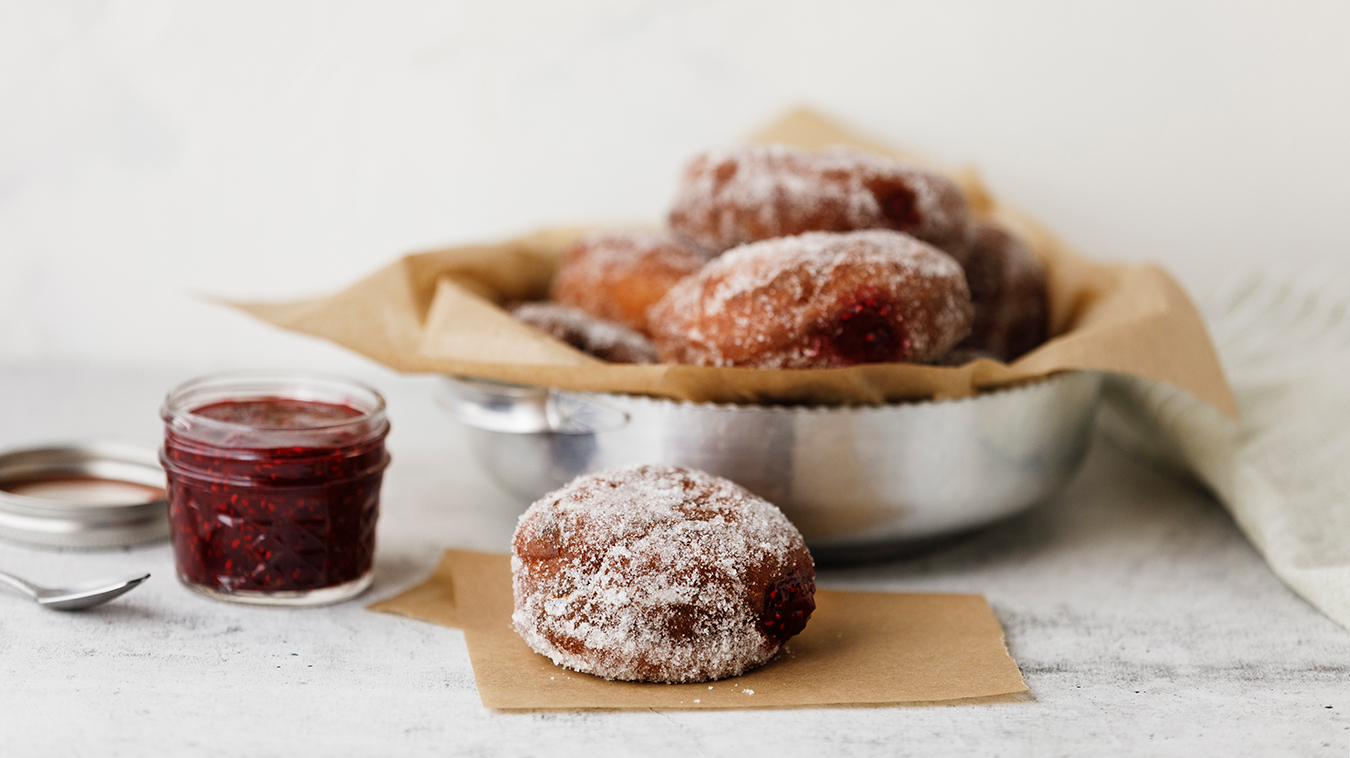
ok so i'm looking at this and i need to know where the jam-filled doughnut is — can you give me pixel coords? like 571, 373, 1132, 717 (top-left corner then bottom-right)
511, 464, 816, 683
550, 230, 710, 334
648, 230, 973, 369
668, 144, 971, 255
511, 302, 659, 364
951, 220, 1049, 362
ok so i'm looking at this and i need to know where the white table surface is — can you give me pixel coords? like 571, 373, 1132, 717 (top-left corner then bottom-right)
1, 363, 1346, 757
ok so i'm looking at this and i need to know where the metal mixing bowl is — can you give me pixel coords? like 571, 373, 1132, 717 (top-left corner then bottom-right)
439, 372, 1102, 563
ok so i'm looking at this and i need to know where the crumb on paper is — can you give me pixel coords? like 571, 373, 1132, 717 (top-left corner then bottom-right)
743, 689, 754, 695
694, 699, 700, 703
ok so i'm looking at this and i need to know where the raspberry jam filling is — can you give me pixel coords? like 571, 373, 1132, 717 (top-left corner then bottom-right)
162, 397, 389, 597
759, 572, 816, 646
810, 293, 911, 365
192, 397, 363, 428
870, 180, 922, 232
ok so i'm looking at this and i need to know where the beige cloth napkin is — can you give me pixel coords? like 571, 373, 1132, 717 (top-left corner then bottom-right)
1100, 266, 1350, 629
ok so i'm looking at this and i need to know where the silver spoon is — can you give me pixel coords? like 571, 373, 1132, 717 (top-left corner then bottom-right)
0, 570, 150, 611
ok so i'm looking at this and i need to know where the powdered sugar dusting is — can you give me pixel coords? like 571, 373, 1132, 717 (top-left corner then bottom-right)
511, 464, 814, 683
955, 220, 1049, 361
669, 144, 970, 255
704, 230, 960, 316
561, 230, 709, 283
550, 230, 710, 333
648, 230, 973, 368
511, 302, 659, 364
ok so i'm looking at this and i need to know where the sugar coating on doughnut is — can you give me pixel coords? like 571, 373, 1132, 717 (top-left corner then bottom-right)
511, 302, 659, 364
953, 220, 1049, 362
511, 464, 816, 683
648, 230, 973, 368
551, 230, 710, 334
669, 144, 971, 255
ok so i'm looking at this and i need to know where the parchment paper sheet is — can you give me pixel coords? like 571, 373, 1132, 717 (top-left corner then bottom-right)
233, 109, 1236, 416
370, 550, 1029, 710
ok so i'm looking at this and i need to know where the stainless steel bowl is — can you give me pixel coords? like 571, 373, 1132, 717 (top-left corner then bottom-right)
439, 372, 1102, 563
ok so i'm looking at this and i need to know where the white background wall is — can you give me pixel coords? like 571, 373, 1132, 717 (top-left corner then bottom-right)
2, 0, 1348, 371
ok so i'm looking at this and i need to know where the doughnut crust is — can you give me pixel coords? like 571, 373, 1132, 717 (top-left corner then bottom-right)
648, 230, 974, 368
551, 230, 710, 334
511, 465, 816, 683
511, 302, 659, 364
952, 220, 1050, 362
669, 144, 971, 255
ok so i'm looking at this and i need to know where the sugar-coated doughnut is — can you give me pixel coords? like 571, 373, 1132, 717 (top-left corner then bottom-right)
511, 464, 816, 683
511, 302, 659, 364
668, 144, 971, 255
647, 230, 973, 369
551, 230, 710, 334
951, 220, 1049, 362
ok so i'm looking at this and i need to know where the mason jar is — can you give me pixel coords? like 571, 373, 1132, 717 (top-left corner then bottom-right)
160, 372, 390, 606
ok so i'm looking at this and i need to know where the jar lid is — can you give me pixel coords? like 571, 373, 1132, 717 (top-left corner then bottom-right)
0, 443, 169, 549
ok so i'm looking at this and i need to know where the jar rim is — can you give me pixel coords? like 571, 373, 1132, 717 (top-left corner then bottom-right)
161, 370, 387, 435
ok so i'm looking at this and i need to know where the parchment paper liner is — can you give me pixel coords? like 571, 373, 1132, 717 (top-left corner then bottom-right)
232, 109, 1237, 416
370, 550, 1029, 710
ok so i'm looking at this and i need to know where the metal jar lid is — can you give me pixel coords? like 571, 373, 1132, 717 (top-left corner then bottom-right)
0, 443, 170, 549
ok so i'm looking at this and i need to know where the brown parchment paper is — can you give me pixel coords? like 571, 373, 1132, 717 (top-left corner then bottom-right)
370, 550, 1029, 710
234, 109, 1236, 416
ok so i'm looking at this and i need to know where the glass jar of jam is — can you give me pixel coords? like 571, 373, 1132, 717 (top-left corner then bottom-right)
160, 372, 390, 606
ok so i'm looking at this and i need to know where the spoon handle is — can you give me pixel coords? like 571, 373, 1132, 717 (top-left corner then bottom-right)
0, 571, 41, 600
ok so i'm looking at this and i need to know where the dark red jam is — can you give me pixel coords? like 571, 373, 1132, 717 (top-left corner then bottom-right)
759, 573, 816, 646
869, 178, 922, 232
809, 291, 911, 365
192, 398, 363, 428
161, 397, 389, 597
